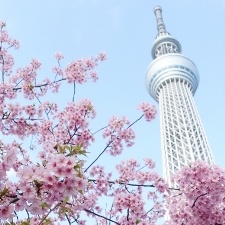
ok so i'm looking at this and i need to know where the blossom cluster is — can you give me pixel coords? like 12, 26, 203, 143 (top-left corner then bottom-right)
166, 161, 225, 225
1, 31, 105, 103
88, 159, 167, 225
0, 22, 19, 79
52, 99, 96, 148
52, 51, 107, 84
103, 116, 135, 156
0, 141, 88, 221
137, 102, 156, 122
64, 54, 106, 83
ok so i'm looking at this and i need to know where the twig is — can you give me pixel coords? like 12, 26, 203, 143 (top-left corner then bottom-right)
126, 208, 129, 221
85, 115, 145, 172
88, 179, 155, 188
13, 78, 66, 91
192, 193, 207, 208
72, 82, 76, 102
92, 126, 108, 135
84, 209, 120, 225
38, 203, 61, 225
25, 209, 30, 219
84, 140, 112, 173
65, 213, 72, 225
127, 115, 144, 129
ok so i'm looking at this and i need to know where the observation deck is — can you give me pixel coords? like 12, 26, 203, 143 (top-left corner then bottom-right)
146, 53, 199, 102
145, 6, 199, 102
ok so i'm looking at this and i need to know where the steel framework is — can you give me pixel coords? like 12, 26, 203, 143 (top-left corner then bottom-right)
146, 6, 214, 186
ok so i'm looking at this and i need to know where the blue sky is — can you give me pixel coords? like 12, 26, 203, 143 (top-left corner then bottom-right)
1, 0, 225, 195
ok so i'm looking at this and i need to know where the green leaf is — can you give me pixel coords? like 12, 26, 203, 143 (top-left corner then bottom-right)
20, 222, 29, 225
58, 205, 73, 217
57, 144, 66, 154
136, 219, 141, 224
28, 84, 34, 90
78, 150, 88, 157
62, 196, 69, 204
43, 220, 51, 225
0, 187, 8, 198
78, 189, 83, 194
40, 202, 49, 209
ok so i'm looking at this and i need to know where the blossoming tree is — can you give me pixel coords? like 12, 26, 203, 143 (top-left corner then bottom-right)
0, 21, 168, 225
1, 20, 225, 225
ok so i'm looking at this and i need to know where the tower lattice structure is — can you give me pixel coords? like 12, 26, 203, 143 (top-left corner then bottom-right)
146, 6, 214, 186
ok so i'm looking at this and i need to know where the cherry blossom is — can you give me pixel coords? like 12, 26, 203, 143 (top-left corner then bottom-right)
137, 102, 156, 121
54, 52, 64, 61
166, 161, 225, 225
2, 19, 223, 225
102, 116, 135, 156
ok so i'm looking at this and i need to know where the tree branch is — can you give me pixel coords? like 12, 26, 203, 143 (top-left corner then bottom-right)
72, 82, 76, 102
85, 115, 145, 173
84, 140, 113, 173
84, 209, 120, 225
192, 193, 207, 208
38, 203, 61, 225
88, 179, 155, 188
92, 126, 108, 135
127, 114, 144, 129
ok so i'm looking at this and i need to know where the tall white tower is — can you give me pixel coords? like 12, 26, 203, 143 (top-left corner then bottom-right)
146, 6, 214, 186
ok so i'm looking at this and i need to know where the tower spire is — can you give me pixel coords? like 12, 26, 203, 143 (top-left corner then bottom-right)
151, 6, 181, 59
154, 6, 167, 34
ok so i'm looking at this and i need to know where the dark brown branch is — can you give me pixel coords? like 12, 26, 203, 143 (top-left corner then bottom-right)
72, 82, 76, 102
92, 126, 108, 135
65, 213, 72, 225
127, 114, 144, 129
85, 115, 145, 173
84, 209, 120, 225
38, 203, 61, 225
84, 140, 113, 173
88, 179, 155, 188
192, 193, 208, 208
13, 78, 66, 91
126, 209, 129, 221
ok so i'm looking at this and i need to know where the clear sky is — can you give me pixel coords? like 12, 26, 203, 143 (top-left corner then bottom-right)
1, 0, 225, 203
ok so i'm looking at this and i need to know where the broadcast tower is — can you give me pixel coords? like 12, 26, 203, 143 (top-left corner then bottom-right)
146, 6, 214, 186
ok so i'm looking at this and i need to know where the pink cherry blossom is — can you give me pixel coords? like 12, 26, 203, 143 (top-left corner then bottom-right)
64, 54, 106, 84
0, 204, 14, 220
103, 116, 135, 156
2, 19, 220, 225
137, 102, 156, 121
166, 161, 225, 225
54, 52, 64, 61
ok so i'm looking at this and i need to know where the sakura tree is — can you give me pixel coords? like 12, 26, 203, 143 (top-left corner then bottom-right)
2, 18, 225, 225
0, 21, 168, 225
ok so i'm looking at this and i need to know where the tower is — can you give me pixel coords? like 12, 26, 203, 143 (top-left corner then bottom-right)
145, 6, 214, 186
